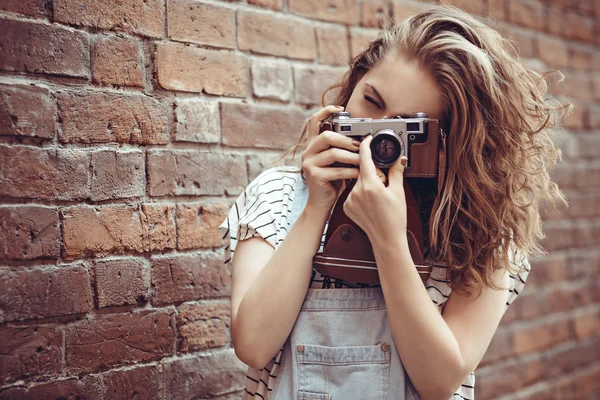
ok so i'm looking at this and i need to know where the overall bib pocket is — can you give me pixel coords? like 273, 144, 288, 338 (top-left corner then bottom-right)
296, 343, 391, 400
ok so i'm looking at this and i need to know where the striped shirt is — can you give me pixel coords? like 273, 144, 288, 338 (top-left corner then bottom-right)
218, 165, 531, 400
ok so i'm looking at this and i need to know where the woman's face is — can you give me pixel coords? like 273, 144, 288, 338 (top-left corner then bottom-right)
345, 50, 444, 122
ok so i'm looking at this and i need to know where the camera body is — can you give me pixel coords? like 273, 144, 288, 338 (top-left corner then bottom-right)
320, 111, 442, 178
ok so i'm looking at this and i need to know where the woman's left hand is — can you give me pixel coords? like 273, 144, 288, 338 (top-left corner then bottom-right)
343, 135, 409, 243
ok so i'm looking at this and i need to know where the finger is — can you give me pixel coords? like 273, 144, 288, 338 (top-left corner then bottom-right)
316, 167, 360, 182
310, 147, 360, 168
305, 130, 360, 156
358, 135, 379, 182
388, 156, 408, 193
308, 105, 345, 140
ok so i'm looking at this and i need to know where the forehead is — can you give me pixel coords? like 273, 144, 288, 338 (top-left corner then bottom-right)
362, 50, 444, 120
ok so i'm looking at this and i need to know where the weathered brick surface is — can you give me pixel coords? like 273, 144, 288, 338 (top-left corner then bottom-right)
248, 0, 283, 10
0, 84, 56, 139
163, 349, 246, 398
237, 9, 317, 60
65, 310, 175, 373
221, 102, 305, 149
102, 364, 163, 400
91, 35, 145, 88
54, 0, 164, 38
147, 149, 247, 196
151, 251, 231, 305
156, 43, 248, 96
289, 0, 359, 25
0, 325, 63, 384
90, 149, 145, 201
508, 0, 545, 31
0, 265, 94, 322
62, 204, 176, 259
176, 202, 230, 250
251, 58, 294, 101
294, 65, 346, 106
176, 300, 230, 352
167, 0, 235, 49
349, 27, 379, 58
0, 206, 60, 261
0, 0, 50, 17
316, 24, 350, 66
57, 91, 169, 144
0, 376, 103, 399
174, 98, 221, 143
0, 18, 90, 78
361, 0, 389, 28
0, 145, 89, 200
94, 258, 150, 308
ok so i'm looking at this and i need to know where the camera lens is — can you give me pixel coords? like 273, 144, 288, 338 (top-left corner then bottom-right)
370, 129, 402, 168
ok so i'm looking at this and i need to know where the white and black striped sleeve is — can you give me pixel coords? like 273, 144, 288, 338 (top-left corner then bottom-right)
504, 243, 531, 313
218, 167, 299, 266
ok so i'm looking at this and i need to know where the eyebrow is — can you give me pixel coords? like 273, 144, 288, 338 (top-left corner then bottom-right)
365, 82, 409, 117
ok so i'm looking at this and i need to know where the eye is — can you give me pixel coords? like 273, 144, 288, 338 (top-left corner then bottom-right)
363, 95, 381, 109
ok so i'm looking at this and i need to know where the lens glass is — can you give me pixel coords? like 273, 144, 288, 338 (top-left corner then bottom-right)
372, 137, 399, 163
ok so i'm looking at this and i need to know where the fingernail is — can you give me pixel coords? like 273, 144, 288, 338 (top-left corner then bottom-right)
400, 157, 407, 166
351, 140, 361, 147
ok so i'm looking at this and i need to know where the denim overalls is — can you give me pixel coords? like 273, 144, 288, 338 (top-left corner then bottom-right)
268, 176, 422, 400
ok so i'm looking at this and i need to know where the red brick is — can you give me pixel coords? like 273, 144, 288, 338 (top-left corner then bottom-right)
0, 376, 102, 399
251, 58, 294, 101
487, 0, 506, 21
361, 0, 390, 28
147, 149, 247, 196
0, 206, 60, 261
248, 0, 283, 10
572, 364, 600, 400
176, 300, 230, 352
536, 35, 568, 69
527, 253, 568, 288
177, 203, 230, 250
564, 72, 594, 102
0, 264, 93, 322
167, 0, 235, 49
163, 349, 246, 398
316, 24, 350, 67
65, 310, 175, 373
61, 204, 176, 259
0, 84, 56, 139
220, 102, 305, 150
575, 164, 600, 188
349, 27, 379, 58
546, 4, 567, 36
513, 319, 571, 355
568, 47, 594, 71
439, 0, 486, 16
566, 11, 594, 43
102, 365, 163, 400
508, 0, 545, 31
237, 9, 316, 60
392, 1, 427, 24
247, 153, 296, 183
479, 325, 513, 366
572, 310, 600, 340
151, 252, 231, 305
477, 357, 544, 398
499, 26, 536, 59
91, 35, 145, 88
0, 18, 89, 78
542, 338, 600, 380
561, 100, 588, 131
94, 258, 150, 308
0, 325, 63, 384
294, 65, 346, 106
0, 0, 50, 17
0, 146, 89, 201
54, 0, 164, 38
577, 134, 600, 159
156, 42, 248, 97
289, 0, 359, 25
175, 98, 221, 143
90, 149, 145, 201
57, 91, 169, 145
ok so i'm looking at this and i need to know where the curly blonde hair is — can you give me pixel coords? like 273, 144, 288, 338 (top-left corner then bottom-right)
275, 4, 570, 296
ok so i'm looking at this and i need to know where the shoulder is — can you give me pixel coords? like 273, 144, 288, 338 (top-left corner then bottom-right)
245, 165, 302, 199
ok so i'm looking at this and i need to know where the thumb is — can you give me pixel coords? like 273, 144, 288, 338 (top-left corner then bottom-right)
389, 156, 408, 191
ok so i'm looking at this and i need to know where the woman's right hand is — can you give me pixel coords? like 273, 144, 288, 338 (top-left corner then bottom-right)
301, 105, 361, 213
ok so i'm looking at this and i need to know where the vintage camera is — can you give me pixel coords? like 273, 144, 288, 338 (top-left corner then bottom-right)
320, 111, 442, 178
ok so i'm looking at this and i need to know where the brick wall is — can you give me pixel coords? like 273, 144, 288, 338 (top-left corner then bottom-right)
0, 0, 598, 399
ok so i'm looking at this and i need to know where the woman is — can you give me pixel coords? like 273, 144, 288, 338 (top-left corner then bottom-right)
219, 4, 569, 399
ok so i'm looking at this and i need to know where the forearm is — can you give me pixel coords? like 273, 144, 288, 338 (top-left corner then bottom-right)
371, 235, 465, 400
234, 205, 329, 370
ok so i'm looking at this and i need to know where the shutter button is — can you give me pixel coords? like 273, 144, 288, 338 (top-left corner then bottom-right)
381, 342, 390, 352
297, 344, 305, 353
